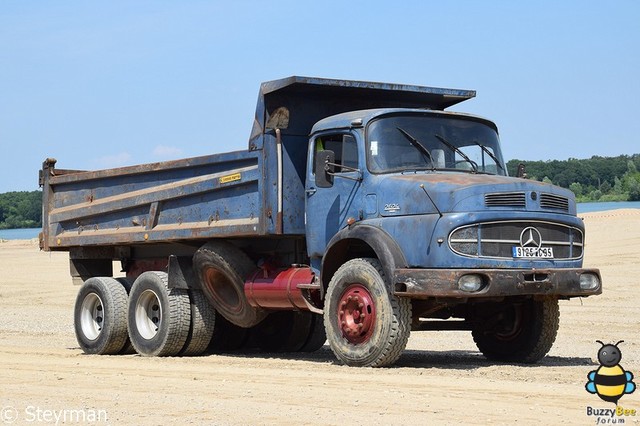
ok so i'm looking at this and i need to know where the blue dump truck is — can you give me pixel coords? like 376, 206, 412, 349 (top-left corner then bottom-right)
40, 76, 601, 367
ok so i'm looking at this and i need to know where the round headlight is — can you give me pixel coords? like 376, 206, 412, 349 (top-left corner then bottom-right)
458, 274, 484, 292
580, 273, 600, 290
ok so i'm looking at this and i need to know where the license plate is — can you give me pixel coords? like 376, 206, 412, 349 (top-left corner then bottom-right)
512, 246, 554, 259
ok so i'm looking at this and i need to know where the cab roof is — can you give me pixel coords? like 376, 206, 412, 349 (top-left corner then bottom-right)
311, 108, 498, 135
249, 76, 476, 144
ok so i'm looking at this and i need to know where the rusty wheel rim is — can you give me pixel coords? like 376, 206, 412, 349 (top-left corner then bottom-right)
203, 266, 241, 313
337, 284, 376, 344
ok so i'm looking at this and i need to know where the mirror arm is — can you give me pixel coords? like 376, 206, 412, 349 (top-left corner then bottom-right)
325, 162, 363, 182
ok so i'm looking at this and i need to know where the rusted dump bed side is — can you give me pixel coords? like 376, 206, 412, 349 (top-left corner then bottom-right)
40, 149, 269, 251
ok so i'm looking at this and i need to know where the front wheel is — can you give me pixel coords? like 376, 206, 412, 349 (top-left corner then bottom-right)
471, 298, 559, 363
324, 258, 411, 367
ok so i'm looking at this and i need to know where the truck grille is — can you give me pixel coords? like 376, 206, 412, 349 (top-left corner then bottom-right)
484, 191, 570, 212
484, 192, 526, 208
540, 193, 569, 211
449, 220, 583, 260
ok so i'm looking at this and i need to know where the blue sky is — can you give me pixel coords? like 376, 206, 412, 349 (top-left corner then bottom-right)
1, 1, 639, 192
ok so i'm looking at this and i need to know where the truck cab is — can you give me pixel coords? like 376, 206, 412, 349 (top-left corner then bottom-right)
299, 100, 600, 366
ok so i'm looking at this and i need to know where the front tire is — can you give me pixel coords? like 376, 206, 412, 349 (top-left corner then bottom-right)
324, 258, 411, 367
74, 277, 129, 355
471, 298, 559, 363
127, 271, 191, 357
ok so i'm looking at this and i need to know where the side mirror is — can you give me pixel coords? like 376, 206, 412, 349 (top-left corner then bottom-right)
315, 150, 335, 188
516, 163, 527, 179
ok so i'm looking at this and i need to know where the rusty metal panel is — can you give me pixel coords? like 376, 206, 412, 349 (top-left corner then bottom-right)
42, 149, 270, 250
393, 267, 602, 299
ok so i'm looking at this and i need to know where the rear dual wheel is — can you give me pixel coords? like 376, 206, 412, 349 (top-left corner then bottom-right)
75, 273, 216, 357
74, 277, 129, 355
181, 288, 216, 356
127, 271, 191, 357
251, 311, 326, 353
208, 311, 326, 353
300, 312, 326, 352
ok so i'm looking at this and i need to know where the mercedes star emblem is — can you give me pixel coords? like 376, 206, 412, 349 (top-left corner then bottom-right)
519, 227, 543, 248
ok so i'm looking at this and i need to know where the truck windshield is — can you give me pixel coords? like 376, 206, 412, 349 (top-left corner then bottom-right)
367, 114, 506, 175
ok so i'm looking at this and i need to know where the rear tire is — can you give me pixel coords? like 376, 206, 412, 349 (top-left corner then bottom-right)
207, 314, 250, 352
180, 289, 216, 356
324, 258, 411, 367
472, 298, 559, 363
252, 311, 313, 353
74, 277, 129, 355
300, 313, 326, 352
115, 277, 136, 355
193, 241, 265, 328
127, 271, 191, 357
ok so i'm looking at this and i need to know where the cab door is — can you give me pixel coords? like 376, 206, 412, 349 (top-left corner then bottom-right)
305, 132, 362, 260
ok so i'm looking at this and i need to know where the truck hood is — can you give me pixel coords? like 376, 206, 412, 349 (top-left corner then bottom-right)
373, 172, 576, 216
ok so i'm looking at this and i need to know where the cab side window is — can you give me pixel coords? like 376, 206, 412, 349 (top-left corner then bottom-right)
314, 134, 357, 173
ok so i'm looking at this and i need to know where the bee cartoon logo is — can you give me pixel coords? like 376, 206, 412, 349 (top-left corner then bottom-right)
585, 340, 636, 404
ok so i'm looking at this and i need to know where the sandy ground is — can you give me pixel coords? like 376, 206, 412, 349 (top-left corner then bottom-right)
1, 210, 639, 425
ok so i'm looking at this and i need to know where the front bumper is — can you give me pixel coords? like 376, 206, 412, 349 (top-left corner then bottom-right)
393, 268, 602, 299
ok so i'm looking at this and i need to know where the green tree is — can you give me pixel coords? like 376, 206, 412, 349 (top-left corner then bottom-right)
613, 176, 624, 195
0, 191, 42, 229
569, 182, 583, 196
507, 153, 640, 201
627, 175, 640, 201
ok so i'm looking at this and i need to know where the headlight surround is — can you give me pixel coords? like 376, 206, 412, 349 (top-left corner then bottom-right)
579, 273, 600, 290
458, 274, 485, 292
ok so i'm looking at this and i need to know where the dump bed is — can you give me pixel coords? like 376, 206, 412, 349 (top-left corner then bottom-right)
39, 150, 269, 250
40, 76, 475, 251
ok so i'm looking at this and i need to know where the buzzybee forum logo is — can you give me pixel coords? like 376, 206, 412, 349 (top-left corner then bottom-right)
584, 340, 637, 423
586, 340, 636, 404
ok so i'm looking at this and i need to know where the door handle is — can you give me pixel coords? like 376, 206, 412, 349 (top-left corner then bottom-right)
305, 188, 317, 196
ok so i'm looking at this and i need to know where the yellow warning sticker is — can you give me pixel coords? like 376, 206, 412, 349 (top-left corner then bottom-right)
219, 173, 242, 184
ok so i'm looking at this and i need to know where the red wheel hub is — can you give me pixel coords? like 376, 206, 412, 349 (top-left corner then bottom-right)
337, 284, 376, 344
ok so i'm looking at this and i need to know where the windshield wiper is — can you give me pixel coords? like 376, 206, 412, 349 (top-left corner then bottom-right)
434, 134, 477, 173
473, 142, 504, 172
396, 127, 435, 170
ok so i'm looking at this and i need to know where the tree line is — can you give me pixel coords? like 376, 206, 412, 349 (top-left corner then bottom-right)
1, 154, 639, 229
0, 191, 42, 229
507, 154, 640, 202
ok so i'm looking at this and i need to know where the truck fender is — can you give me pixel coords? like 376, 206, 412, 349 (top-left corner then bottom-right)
321, 224, 407, 292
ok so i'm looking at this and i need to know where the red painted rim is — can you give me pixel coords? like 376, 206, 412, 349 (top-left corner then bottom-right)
337, 284, 376, 344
